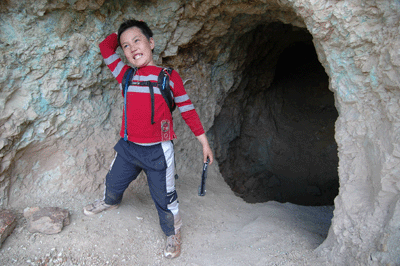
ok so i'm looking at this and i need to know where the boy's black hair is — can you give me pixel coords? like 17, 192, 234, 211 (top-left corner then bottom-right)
118, 19, 153, 47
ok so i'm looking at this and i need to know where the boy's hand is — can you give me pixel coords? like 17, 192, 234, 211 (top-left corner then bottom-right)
196, 133, 214, 165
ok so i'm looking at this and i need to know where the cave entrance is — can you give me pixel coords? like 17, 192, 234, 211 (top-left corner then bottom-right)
211, 23, 339, 206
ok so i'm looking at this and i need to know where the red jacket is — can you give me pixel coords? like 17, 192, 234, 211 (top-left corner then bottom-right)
99, 33, 205, 143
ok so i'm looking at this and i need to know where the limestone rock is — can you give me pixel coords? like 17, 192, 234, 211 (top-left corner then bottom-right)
0, 210, 17, 248
24, 207, 70, 235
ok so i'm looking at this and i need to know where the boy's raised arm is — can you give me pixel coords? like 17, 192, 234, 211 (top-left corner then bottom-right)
99, 33, 129, 84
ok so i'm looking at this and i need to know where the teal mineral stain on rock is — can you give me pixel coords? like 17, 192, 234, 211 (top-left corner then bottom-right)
369, 66, 378, 87
335, 72, 358, 103
36, 94, 51, 114
18, 127, 35, 149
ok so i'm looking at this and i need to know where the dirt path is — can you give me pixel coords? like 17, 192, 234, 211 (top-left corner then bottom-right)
0, 165, 334, 266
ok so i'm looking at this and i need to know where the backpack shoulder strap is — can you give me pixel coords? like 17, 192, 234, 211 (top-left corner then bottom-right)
122, 67, 137, 141
165, 67, 173, 75
122, 67, 137, 91
158, 67, 176, 113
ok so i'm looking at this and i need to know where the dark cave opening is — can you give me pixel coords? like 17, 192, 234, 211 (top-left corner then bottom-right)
212, 23, 339, 206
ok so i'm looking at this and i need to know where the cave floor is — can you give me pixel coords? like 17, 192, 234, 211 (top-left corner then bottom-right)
0, 165, 334, 266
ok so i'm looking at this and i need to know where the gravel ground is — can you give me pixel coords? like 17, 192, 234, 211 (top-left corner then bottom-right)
0, 166, 334, 266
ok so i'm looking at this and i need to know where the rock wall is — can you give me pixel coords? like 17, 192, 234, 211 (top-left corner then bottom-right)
303, 1, 400, 264
0, 0, 399, 264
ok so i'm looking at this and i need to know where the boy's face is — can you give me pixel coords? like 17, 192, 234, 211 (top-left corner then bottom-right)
120, 26, 155, 68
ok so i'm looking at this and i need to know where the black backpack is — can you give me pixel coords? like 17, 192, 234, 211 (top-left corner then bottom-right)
122, 67, 176, 125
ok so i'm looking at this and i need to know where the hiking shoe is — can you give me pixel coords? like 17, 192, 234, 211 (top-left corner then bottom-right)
164, 230, 181, 259
83, 199, 119, 216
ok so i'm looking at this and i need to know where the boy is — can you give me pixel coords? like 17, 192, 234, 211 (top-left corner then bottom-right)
83, 19, 214, 259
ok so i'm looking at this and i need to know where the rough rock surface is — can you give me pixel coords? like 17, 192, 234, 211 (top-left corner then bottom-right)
0, 0, 399, 265
0, 209, 17, 248
23, 207, 70, 235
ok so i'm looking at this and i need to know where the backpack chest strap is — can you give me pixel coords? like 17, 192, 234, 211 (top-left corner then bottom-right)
130, 81, 158, 87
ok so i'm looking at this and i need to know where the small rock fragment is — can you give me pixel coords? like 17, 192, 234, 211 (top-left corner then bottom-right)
24, 207, 70, 235
0, 209, 17, 248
